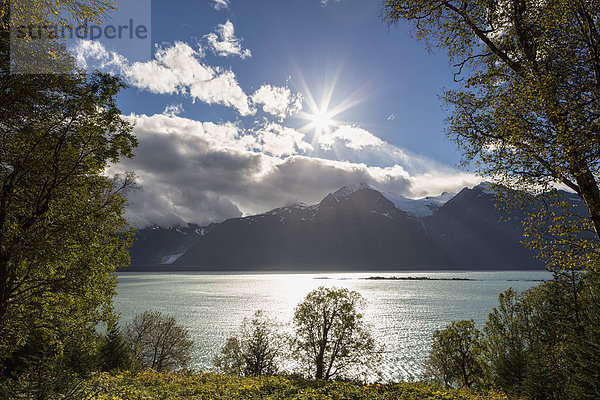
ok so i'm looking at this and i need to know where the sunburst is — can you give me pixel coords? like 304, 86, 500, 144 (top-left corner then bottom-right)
295, 70, 366, 141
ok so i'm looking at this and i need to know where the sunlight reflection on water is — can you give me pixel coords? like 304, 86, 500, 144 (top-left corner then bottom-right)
114, 270, 550, 381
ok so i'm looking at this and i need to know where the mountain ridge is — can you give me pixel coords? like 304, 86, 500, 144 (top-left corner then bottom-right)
125, 183, 562, 271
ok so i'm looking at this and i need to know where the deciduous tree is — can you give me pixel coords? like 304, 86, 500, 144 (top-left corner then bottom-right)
482, 273, 600, 399
424, 319, 485, 389
0, 69, 136, 374
292, 287, 379, 380
124, 311, 193, 372
214, 310, 281, 377
382, 0, 600, 271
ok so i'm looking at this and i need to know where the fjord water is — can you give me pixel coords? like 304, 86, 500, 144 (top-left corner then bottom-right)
114, 271, 549, 381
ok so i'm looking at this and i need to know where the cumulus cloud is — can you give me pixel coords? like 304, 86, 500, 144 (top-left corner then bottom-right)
204, 20, 251, 59
125, 42, 253, 115
248, 121, 313, 157
163, 103, 184, 116
109, 112, 480, 227
319, 125, 384, 150
74, 41, 479, 228
251, 84, 303, 119
71, 40, 127, 71
210, 0, 230, 10
73, 41, 302, 119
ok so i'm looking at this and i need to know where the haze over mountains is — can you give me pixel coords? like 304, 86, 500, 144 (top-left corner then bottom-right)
125, 183, 583, 271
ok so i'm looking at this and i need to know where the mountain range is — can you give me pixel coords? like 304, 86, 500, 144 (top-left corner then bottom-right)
124, 183, 584, 271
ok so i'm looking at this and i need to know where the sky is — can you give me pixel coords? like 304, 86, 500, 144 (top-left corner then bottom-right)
73, 0, 482, 228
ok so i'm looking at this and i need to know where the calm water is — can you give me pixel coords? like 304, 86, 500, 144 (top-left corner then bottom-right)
114, 270, 550, 381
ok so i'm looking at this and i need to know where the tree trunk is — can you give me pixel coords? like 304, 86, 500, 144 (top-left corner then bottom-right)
315, 348, 324, 379
0, 253, 10, 322
574, 168, 600, 242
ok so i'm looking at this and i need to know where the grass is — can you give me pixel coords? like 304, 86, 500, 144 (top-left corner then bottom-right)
90, 371, 514, 400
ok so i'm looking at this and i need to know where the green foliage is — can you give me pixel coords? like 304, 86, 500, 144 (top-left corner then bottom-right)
450, 271, 600, 400
482, 288, 528, 395
0, 330, 104, 399
292, 287, 380, 381
1, 0, 118, 73
0, 69, 136, 376
214, 310, 282, 377
100, 323, 133, 373
89, 370, 513, 400
0, 3, 136, 390
124, 311, 194, 373
425, 320, 485, 389
381, 0, 600, 271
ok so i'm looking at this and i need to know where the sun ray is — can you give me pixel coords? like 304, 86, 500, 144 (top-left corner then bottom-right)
295, 86, 350, 133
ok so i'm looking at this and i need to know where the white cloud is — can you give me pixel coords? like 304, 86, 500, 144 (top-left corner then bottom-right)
71, 40, 127, 71
319, 125, 384, 150
387, 113, 397, 121
249, 122, 313, 157
74, 42, 480, 227
73, 41, 254, 115
210, 0, 230, 10
251, 84, 303, 119
72, 41, 302, 120
124, 42, 253, 115
163, 104, 184, 116
204, 20, 251, 59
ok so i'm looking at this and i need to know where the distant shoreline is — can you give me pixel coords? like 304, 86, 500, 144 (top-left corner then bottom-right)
362, 276, 476, 281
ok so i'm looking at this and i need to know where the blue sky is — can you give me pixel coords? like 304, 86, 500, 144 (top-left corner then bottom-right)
74, 0, 481, 227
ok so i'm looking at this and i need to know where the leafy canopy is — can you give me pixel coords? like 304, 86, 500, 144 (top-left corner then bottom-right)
425, 319, 485, 389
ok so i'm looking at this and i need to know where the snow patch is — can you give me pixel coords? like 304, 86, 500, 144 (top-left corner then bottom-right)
388, 191, 455, 218
160, 253, 184, 264
331, 183, 372, 202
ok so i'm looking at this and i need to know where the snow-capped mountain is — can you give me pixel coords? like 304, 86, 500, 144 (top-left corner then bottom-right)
126, 183, 568, 271
388, 191, 455, 218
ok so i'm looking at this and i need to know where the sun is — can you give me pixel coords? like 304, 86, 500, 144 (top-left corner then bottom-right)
294, 70, 368, 140
308, 108, 335, 133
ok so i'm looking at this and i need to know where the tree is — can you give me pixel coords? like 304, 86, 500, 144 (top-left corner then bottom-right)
99, 322, 133, 372
124, 311, 194, 372
0, 69, 136, 375
1, 0, 118, 73
481, 274, 600, 400
482, 288, 529, 395
382, 0, 600, 271
292, 287, 379, 380
0, 1, 136, 395
424, 319, 485, 389
214, 337, 245, 377
214, 310, 281, 377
